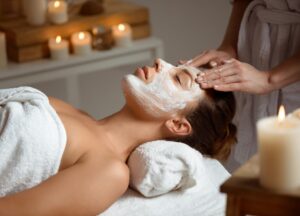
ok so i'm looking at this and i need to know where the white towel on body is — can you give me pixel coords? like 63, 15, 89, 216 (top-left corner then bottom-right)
127, 140, 213, 197
0, 87, 67, 197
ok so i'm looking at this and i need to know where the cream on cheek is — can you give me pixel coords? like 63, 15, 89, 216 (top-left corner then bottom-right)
123, 60, 202, 117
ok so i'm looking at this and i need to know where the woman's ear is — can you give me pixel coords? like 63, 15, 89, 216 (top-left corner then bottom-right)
165, 117, 192, 137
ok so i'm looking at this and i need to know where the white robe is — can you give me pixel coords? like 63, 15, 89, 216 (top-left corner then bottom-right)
227, 0, 300, 170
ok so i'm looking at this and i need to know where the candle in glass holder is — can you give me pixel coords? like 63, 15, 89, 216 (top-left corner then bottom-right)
48, 0, 68, 24
112, 23, 132, 47
71, 31, 92, 55
48, 35, 69, 60
0, 32, 7, 68
257, 105, 300, 192
22, 0, 47, 26
91, 25, 114, 50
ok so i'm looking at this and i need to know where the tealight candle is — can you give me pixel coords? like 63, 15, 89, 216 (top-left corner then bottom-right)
71, 31, 92, 55
0, 32, 7, 68
48, 0, 68, 24
112, 23, 132, 47
22, 0, 47, 26
257, 105, 300, 191
48, 35, 69, 60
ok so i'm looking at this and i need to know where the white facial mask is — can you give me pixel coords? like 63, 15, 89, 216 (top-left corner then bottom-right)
122, 59, 203, 117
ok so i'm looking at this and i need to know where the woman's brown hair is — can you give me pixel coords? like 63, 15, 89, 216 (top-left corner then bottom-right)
171, 89, 237, 161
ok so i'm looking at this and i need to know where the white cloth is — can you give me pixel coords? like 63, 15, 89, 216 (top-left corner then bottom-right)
102, 155, 229, 216
0, 87, 67, 197
127, 141, 211, 197
232, 0, 300, 165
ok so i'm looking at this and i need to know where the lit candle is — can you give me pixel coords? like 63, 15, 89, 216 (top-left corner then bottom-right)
48, 35, 69, 60
112, 23, 132, 47
71, 31, 92, 55
48, 0, 68, 24
257, 105, 300, 191
0, 32, 7, 68
22, 0, 47, 26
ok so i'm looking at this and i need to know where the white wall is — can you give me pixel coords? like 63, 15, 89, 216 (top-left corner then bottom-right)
33, 0, 232, 118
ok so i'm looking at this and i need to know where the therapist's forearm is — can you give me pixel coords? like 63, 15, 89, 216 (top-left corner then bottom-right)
268, 52, 300, 90
220, 0, 252, 53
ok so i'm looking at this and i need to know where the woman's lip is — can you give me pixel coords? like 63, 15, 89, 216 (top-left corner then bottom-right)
136, 67, 147, 81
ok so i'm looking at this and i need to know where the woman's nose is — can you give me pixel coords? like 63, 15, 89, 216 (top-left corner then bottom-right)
154, 58, 162, 72
142, 66, 156, 82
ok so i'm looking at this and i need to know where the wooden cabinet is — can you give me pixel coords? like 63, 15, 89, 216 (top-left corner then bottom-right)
221, 155, 300, 216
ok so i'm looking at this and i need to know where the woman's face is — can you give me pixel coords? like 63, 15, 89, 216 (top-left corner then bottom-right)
122, 59, 204, 118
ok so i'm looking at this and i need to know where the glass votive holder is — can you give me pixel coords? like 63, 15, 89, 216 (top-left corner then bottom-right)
91, 25, 114, 50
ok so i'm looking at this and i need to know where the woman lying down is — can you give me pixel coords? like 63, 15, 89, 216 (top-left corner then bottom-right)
0, 59, 236, 215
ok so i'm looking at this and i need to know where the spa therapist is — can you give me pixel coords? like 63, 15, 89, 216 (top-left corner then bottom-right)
184, 0, 300, 171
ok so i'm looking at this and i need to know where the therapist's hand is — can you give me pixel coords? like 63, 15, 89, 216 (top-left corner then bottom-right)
196, 59, 273, 94
181, 46, 237, 68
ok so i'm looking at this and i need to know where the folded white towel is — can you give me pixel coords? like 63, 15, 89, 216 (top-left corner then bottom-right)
0, 87, 67, 197
127, 140, 214, 197
102, 156, 229, 216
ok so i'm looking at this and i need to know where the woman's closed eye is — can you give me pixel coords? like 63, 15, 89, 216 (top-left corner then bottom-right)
175, 70, 193, 90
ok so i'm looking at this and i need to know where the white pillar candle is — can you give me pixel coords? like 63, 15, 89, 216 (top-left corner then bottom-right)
0, 32, 7, 68
48, 1, 68, 25
71, 31, 92, 55
112, 23, 132, 47
257, 105, 300, 192
48, 36, 69, 60
22, 0, 47, 26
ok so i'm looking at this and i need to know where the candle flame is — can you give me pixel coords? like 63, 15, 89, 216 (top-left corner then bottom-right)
278, 105, 285, 123
55, 36, 62, 43
78, 32, 85, 40
118, 24, 126, 32
54, 1, 60, 8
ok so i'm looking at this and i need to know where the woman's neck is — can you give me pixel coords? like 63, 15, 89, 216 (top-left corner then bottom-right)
96, 106, 164, 162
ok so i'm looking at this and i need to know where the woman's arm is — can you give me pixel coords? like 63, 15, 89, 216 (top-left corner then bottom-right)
0, 158, 129, 216
219, 0, 252, 55
269, 51, 300, 90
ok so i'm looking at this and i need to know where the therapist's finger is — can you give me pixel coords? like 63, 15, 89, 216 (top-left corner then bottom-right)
214, 83, 241, 92
214, 74, 241, 85
200, 63, 235, 81
199, 82, 214, 89
209, 60, 218, 67
197, 70, 219, 82
178, 60, 188, 65
187, 51, 216, 67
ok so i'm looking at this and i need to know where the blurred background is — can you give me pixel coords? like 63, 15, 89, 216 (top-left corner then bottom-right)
19, 0, 232, 118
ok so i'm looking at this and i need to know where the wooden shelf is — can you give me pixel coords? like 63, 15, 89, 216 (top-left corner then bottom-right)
0, 0, 150, 62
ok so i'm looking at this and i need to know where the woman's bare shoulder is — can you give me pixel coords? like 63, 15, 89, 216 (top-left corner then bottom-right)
78, 145, 130, 186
